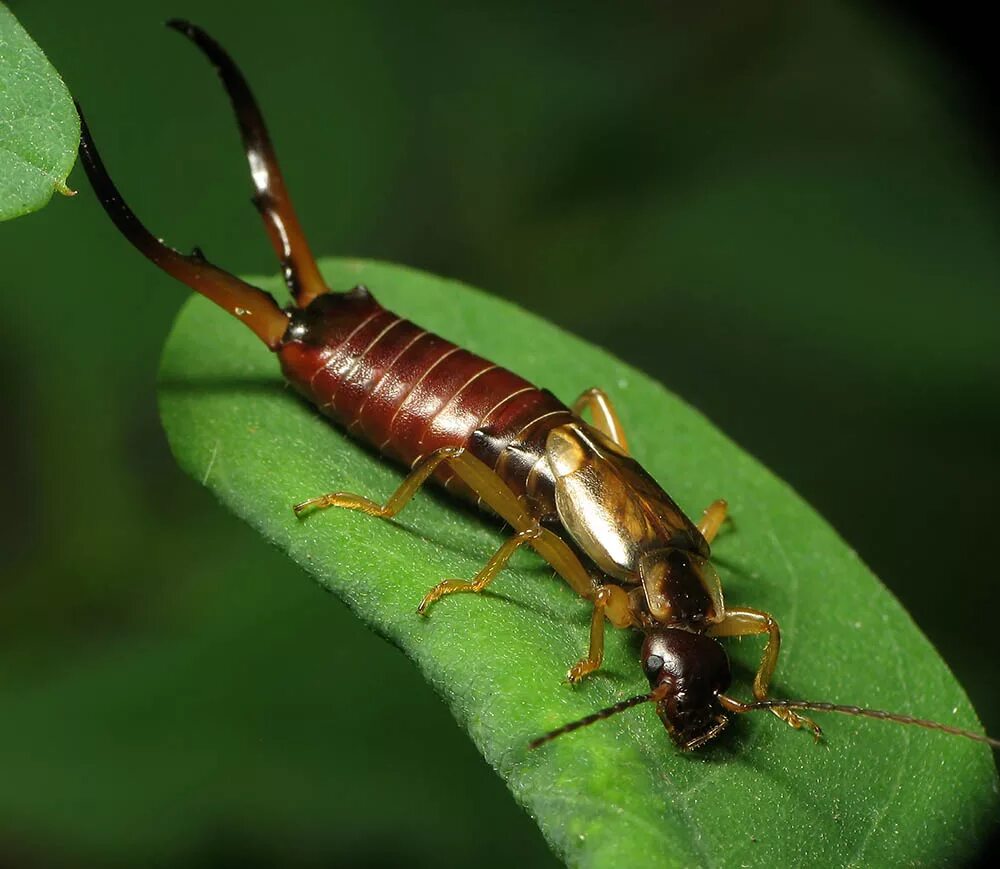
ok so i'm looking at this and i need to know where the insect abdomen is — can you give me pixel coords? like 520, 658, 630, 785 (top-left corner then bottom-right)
278, 287, 570, 504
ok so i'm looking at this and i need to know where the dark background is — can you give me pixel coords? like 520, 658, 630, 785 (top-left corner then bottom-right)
1, 1, 998, 866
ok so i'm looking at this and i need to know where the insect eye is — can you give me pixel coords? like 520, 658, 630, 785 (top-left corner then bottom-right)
644, 654, 664, 677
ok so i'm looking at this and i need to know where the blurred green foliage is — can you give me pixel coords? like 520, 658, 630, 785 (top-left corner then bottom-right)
1, 1, 998, 866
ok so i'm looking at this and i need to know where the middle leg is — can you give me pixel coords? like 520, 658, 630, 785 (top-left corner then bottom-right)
295, 446, 598, 604
294, 447, 624, 679
698, 499, 729, 545
417, 526, 542, 614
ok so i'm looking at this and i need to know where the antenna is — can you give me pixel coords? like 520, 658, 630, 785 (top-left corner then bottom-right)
529, 686, 999, 751
717, 694, 1000, 749
528, 686, 668, 750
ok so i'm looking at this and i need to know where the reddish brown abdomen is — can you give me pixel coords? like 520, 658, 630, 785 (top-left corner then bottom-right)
278, 287, 571, 507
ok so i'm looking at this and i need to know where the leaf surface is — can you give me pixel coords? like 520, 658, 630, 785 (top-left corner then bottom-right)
0, 3, 78, 220
159, 258, 998, 868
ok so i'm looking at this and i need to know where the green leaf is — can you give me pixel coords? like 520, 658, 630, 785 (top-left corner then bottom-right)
159, 258, 998, 867
0, 3, 79, 220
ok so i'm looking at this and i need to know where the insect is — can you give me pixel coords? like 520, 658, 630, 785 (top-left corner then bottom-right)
78, 21, 998, 754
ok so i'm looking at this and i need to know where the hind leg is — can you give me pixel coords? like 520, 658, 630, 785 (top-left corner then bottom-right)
295, 447, 598, 603
572, 387, 629, 453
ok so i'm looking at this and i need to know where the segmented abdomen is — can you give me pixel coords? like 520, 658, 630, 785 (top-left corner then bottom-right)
278, 286, 571, 507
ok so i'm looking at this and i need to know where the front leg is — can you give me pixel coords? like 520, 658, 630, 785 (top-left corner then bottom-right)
567, 584, 635, 683
708, 607, 821, 738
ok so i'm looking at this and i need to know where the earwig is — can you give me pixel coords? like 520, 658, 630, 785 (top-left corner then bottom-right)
78, 21, 999, 756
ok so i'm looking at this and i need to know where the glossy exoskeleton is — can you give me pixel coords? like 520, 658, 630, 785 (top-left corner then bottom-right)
77, 21, 999, 755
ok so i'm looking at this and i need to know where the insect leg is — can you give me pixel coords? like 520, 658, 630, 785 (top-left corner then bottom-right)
416, 526, 543, 613
567, 584, 634, 684
294, 447, 598, 601
697, 499, 729, 544
293, 447, 464, 520
571, 388, 629, 453
708, 607, 821, 737
167, 20, 328, 308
